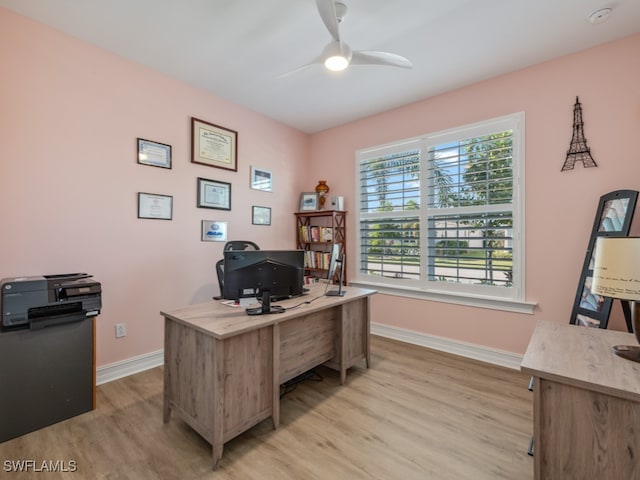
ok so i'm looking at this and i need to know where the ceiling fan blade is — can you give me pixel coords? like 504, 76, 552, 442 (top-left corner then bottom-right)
351, 50, 413, 69
280, 3, 410, 78
276, 58, 322, 79
316, 0, 340, 42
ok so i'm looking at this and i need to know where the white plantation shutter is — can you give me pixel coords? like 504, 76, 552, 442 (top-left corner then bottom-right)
426, 130, 514, 288
359, 146, 421, 280
355, 113, 525, 304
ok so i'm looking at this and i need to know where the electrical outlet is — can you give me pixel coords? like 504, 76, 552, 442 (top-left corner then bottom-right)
115, 323, 126, 338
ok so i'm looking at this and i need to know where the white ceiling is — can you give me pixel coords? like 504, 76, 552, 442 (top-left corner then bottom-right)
2, 0, 640, 133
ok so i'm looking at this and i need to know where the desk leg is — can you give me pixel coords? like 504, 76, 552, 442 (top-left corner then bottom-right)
272, 323, 280, 429
365, 297, 371, 369
339, 313, 347, 385
211, 338, 225, 470
212, 444, 224, 470
162, 392, 171, 423
163, 318, 171, 423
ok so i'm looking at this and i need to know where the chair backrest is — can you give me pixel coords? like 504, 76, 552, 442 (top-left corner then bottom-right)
224, 241, 259, 251
215, 259, 225, 298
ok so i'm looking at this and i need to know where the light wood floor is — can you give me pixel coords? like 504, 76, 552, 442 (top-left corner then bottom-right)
0, 336, 533, 479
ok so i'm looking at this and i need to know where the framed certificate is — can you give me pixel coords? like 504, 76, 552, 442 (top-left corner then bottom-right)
252, 206, 271, 225
250, 166, 273, 192
197, 177, 231, 210
191, 117, 238, 171
137, 192, 173, 220
137, 138, 172, 169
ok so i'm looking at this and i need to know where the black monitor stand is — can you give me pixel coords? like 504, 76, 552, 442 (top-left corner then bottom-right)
246, 290, 285, 315
326, 255, 346, 297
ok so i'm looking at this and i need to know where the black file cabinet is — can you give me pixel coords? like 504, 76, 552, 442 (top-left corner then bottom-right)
0, 317, 95, 443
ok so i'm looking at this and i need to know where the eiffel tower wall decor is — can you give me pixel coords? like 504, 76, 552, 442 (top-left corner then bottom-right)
561, 96, 598, 171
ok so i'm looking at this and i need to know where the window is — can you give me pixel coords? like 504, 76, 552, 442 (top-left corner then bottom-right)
355, 113, 527, 311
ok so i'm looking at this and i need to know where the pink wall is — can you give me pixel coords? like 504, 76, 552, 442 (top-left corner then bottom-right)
309, 33, 640, 354
0, 8, 309, 366
2, 6, 639, 365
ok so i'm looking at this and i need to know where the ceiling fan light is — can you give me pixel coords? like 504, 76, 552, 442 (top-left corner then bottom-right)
325, 55, 349, 71
322, 40, 351, 72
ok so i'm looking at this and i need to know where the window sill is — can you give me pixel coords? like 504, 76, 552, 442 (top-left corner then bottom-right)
350, 280, 536, 314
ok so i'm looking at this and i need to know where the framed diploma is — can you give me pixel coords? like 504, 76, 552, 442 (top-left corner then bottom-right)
197, 177, 231, 210
191, 117, 238, 171
252, 206, 271, 225
137, 138, 172, 169
137, 192, 173, 220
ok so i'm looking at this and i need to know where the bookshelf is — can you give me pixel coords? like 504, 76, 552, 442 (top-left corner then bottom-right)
295, 210, 346, 285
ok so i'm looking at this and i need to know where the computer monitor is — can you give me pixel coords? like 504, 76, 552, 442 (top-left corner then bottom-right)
222, 249, 304, 315
325, 244, 346, 297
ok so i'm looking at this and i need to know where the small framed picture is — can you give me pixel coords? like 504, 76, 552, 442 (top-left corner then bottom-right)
197, 177, 231, 210
299, 192, 318, 211
252, 206, 271, 225
137, 192, 173, 220
191, 117, 238, 172
202, 220, 228, 242
250, 166, 273, 192
137, 138, 172, 169
598, 197, 631, 232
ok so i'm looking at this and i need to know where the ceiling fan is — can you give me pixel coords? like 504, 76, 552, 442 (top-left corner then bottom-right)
279, 0, 413, 77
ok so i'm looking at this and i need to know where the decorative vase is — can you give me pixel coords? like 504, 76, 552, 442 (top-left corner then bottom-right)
315, 180, 330, 209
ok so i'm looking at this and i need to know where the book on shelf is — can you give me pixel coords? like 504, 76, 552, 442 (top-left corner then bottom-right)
299, 225, 333, 243
320, 227, 333, 242
303, 250, 332, 270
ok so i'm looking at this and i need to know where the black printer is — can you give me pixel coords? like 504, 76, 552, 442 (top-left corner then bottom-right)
1, 273, 101, 330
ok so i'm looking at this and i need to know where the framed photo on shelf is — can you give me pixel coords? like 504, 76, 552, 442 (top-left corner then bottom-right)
201, 220, 227, 242
299, 192, 318, 211
252, 206, 271, 225
137, 192, 173, 220
137, 138, 172, 169
250, 166, 273, 192
191, 117, 238, 171
197, 177, 231, 210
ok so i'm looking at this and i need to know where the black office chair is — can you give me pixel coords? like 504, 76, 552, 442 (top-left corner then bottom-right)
215, 241, 260, 299
223, 241, 259, 252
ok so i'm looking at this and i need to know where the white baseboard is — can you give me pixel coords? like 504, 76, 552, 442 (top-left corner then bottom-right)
371, 323, 523, 370
96, 349, 164, 385
95, 325, 522, 385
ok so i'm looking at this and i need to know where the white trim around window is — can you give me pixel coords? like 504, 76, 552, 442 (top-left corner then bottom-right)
354, 112, 535, 314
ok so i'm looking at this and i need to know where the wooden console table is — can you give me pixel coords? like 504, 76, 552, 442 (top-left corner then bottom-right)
521, 320, 640, 479
161, 284, 375, 469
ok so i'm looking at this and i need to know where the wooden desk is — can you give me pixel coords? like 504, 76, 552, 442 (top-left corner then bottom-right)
521, 320, 640, 479
161, 284, 375, 469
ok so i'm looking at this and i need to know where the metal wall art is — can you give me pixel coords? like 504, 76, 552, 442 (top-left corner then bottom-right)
562, 97, 597, 171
